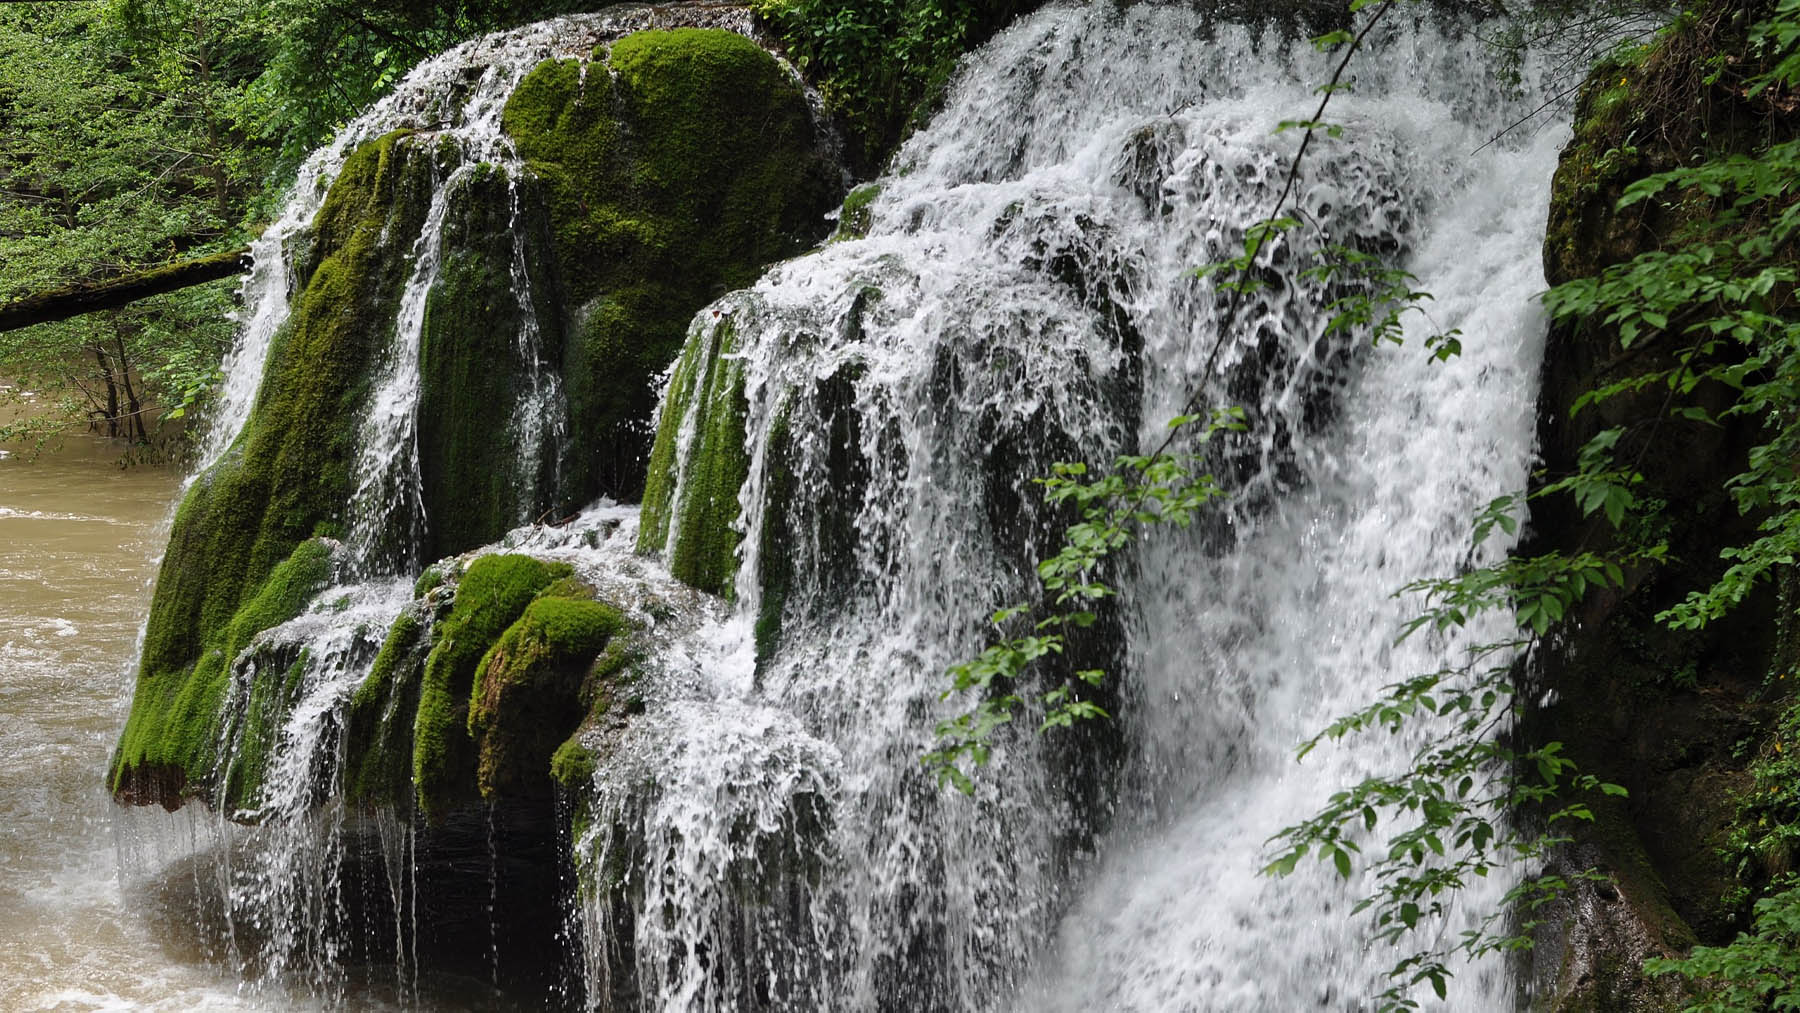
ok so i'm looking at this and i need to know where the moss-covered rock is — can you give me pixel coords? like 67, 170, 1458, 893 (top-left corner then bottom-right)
832, 183, 882, 241
1529, 4, 1800, 1007
114, 27, 845, 813
468, 591, 629, 801
549, 737, 598, 791
344, 608, 433, 809
637, 315, 749, 596
339, 554, 639, 817
502, 28, 840, 505
112, 538, 337, 808
111, 129, 438, 808
416, 162, 564, 560
411, 553, 571, 821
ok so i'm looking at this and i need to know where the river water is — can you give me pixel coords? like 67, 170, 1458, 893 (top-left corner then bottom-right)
0, 432, 224, 1010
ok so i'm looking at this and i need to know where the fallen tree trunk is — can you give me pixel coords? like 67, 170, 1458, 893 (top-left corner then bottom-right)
0, 247, 252, 334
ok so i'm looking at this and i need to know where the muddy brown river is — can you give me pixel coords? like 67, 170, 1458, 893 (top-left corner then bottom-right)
0, 432, 250, 1010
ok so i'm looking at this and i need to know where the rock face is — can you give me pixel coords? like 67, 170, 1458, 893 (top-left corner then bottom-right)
109, 23, 842, 815
1528, 6, 1799, 1008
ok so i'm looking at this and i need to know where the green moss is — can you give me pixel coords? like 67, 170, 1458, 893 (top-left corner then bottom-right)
416, 164, 563, 559
343, 610, 430, 808
413, 566, 443, 598
112, 129, 436, 807
468, 594, 627, 799
550, 736, 597, 790
501, 28, 839, 503
111, 538, 334, 806
411, 553, 569, 820
833, 183, 882, 241
636, 317, 748, 596
222, 650, 310, 813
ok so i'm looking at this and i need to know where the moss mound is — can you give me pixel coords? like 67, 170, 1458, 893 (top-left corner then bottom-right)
340, 554, 637, 819
110, 129, 436, 808
113, 26, 843, 814
411, 554, 570, 819
112, 538, 336, 808
468, 592, 629, 800
502, 27, 839, 505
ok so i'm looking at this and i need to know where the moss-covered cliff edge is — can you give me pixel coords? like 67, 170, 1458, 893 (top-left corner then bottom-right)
1529, 4, 1800, 1008
109, 23, 842, 814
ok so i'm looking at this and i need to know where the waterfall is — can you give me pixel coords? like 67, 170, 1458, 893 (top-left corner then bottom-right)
582, 5, 1563, 1010
120, 2, 1572, 1009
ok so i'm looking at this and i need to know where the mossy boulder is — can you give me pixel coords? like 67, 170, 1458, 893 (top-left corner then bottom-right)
411, 554, 571, 820
111, 129, 437, 808
113, 27, 844, 812
468, 589, 630, 801
338, 553, 639, 821
112, 538, 337, 809
833, 183, 882, 242
501, 27, 840, 505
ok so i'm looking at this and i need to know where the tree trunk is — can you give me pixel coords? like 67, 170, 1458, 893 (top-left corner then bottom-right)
0, 247, 251, 334
92, 343, 120, 438
113, 330, 147, 443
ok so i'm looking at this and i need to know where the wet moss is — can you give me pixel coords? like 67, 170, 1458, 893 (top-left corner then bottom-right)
549, 737, 597, 791
636, 317, 748, 596
501, 28, 839, 504
833, 183, 882, 241
1543, 48, 1658, 286
411, 553, 570, 821
343, 610, 431, 809
468, 593, 628, 800
417, 164, 564, 560
112, 129, 436, 807
111, 538, 334, 806
222, 650, 311, 814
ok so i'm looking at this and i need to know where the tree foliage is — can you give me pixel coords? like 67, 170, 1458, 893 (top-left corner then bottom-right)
0, 0, 580, 453
748, 0, 1034, 165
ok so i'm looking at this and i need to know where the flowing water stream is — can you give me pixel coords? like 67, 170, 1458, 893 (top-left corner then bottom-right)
9, 3, 1574, 1009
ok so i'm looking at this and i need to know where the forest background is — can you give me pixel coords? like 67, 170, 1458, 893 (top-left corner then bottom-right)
0, 0, 590, 454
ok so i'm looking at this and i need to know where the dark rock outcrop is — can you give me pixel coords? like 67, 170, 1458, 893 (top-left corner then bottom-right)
1528, 4, 1800, 1007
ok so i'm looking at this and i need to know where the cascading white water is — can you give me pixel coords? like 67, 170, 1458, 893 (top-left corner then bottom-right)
118, 7, 782, 1003
575, 5, 1567, 1010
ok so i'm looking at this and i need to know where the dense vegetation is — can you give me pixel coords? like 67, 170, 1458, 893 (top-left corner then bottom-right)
14, 0, 1800, 1005
0, 0, 581, 454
